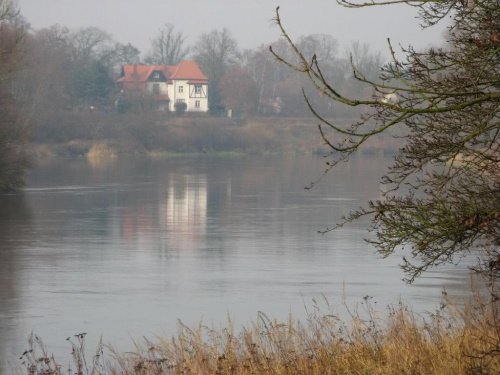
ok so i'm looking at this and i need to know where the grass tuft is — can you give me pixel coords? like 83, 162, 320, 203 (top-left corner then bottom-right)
18, 289, 500, 374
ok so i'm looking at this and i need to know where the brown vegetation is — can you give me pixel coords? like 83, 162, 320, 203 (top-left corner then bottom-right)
0, 87, 30, 190
86, 142, 118, 159
19, 286, 500, 375
29, 114, 403, 158
0, 0, 30, 191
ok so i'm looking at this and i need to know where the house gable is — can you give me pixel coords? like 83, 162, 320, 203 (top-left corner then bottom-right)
148, 69, 168, 82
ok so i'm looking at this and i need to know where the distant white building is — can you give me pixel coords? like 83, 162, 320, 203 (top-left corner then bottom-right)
116, 61, 209, 112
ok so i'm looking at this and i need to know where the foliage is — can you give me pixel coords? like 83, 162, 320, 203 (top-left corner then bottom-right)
10, 11, 386, 132
77, 60, 115, 106
12, 24, 139, 116
174, 100, 187, 115
0, 0, 30, 192
0, 88, 30, 191
27, 114, 332, 157
270, 0, 500, 282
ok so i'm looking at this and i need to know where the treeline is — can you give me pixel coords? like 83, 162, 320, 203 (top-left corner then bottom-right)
0, 0, 385, 189
0, 1, 29, 191
11, 16, 384, 121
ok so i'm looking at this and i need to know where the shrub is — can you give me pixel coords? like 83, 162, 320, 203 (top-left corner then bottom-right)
174, 101, 187, 115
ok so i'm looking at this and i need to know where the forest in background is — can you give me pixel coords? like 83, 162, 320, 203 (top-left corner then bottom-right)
0, 0, 390, 190
12, 22, 384, 120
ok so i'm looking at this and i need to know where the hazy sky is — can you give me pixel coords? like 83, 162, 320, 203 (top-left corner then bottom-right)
17, 0, 447, 59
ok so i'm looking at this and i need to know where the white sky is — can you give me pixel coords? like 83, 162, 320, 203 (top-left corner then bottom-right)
17, 0, 448, 59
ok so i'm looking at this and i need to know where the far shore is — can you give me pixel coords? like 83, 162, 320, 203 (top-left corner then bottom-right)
28, 116, 403, 159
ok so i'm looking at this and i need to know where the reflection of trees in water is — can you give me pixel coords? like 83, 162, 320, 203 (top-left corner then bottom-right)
210, 154, 390, 231
0, 194, 33, 373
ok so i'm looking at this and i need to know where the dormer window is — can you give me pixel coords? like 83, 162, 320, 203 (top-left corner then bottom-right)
153, 71, 160, 79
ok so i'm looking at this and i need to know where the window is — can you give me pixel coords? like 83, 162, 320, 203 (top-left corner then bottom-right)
178, 86, 183, 93
195, 100, 201, 108
153, 71, 160, 79
195, 85, 202, 94
152, 83, 160, 94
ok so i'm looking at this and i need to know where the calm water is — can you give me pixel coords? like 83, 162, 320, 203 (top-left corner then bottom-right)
0, 154, 473, 372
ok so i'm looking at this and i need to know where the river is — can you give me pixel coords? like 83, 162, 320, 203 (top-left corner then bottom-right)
0, 154, 474, 373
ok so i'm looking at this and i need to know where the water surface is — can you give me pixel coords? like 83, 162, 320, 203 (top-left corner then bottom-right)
0, 154, 473, 372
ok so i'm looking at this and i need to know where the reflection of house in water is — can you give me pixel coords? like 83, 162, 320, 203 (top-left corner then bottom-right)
121, 206, 156, 241
159, 175, 207, 250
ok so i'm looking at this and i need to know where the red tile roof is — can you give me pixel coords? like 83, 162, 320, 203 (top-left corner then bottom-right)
117, 61, 208, 83
117, 65, 174, 83
170, 61, 209, 82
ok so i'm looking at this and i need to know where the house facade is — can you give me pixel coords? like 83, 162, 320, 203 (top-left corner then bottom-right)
116, 61, 209, 112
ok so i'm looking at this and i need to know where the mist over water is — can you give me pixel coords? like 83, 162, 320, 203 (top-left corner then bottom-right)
0, 154, 473, 373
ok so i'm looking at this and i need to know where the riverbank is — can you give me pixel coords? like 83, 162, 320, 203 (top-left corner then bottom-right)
19, 289, 500, 374
28, 115, 403, 158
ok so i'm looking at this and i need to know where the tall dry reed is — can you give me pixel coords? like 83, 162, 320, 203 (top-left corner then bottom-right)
18, 289, 500, 375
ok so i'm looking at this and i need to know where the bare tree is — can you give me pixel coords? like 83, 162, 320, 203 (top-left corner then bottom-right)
113, 42, 141, 66
345, 41, 384, 83
144, 24, 189, 65
0, 0, 29, 191
241, 46, 274, 114
220, 66, 258, 114
271, 0, 500, 282
193, 28, 239, 110
12, 25, 74, 118
0, 0, 23, 78
69, 26, 113, 65
241, 37, 344, 116
297, 34, 339, 68
0, 0, 18, 22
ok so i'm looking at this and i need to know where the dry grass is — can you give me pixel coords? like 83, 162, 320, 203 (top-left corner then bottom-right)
106, 295, 500, 375
19, 288, 500, 375
29, 114, 356, 157
86, 142, 118, 159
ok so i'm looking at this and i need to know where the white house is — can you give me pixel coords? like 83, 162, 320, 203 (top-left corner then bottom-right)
116, 61, 209, 112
